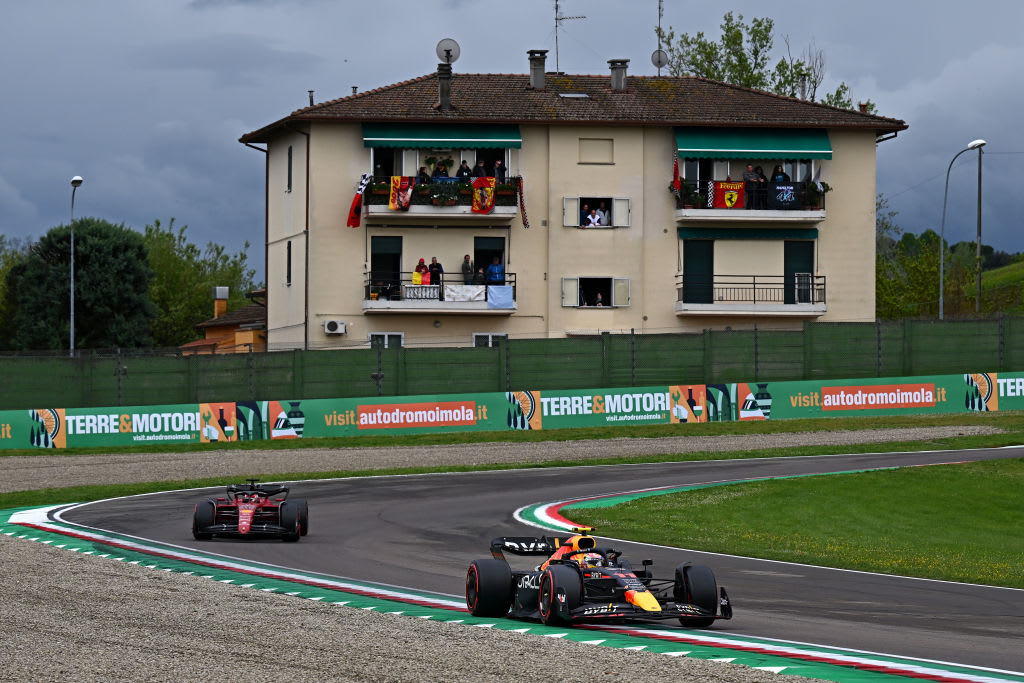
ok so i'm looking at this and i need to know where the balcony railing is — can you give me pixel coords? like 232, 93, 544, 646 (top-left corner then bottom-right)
675, 274, 826, 310
362, 175, 521, 208
673, 180, 828, 211
364, 271, 517, 311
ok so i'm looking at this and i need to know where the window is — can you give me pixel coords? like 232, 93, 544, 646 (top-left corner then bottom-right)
369, 332, 404, 349
286, 240, 292, 286
578, 138, 614, 164
286, 145, 293, 192
473, 333, 508, 348
562, 197, 630, 228
561, 277, 630, 307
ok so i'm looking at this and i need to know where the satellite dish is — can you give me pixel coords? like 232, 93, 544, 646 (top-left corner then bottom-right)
651, 49, 669, 70
436, 38, 461, 64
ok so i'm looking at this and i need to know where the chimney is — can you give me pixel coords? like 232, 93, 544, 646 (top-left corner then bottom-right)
857, 101, 869, 113
609, 59, 629, 91
528, 49, 548, 89
308, 90, 314, 106
213, 286, 229, 318
437, 62, 453, 111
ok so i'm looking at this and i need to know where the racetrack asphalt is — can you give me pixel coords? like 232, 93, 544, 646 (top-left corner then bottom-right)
64, 445, 1024, 674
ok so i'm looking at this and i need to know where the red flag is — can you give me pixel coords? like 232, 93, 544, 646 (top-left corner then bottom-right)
389, 176, 414, 211
471, 177, 496, 214
712, 181, 744, 209
672, 157, 682, 194
346, 173, 372, 227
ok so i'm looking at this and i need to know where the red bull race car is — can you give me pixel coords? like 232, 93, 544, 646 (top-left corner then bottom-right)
192, 479, 308, 542
466, 529, 731, 627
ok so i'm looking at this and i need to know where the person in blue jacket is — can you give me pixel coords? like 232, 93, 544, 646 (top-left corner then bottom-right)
485, 256, 505, 284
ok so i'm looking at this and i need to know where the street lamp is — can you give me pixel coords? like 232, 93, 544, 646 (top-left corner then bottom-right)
938, 139, 985, 320
69, 175, 83, 356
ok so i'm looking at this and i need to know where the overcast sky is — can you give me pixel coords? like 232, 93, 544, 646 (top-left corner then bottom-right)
2, 1, 1021, 275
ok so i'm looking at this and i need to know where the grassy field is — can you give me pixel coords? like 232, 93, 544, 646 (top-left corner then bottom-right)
567, 458, 1024, 588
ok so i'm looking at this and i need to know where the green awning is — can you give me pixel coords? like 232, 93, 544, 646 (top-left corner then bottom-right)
362, 124, 522, 149
675, 128, 832, 160
678, 228, 818, 240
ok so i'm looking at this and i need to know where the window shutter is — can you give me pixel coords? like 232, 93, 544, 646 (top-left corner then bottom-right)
612, 278, 630, 307
611, 198, 630, 227
561, 277, 579, 307
563, 197, 580, 227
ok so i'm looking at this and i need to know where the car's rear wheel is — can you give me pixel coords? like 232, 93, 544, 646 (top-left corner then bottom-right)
291, 498, 309, 536
279, 501, 301, 542
538, 565, 581, 625
466, 559, 513, 617
192, 502, 214, 540
674, 563, 717, 628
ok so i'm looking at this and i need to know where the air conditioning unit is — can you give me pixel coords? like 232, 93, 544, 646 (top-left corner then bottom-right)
323, 319, 347, 335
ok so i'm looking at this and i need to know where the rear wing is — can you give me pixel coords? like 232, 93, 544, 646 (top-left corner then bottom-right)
490, 536, 569, 561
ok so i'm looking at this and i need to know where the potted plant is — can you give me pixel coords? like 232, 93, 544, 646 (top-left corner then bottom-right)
370, 182, 389, 195
804, 181, 832, 209
495, 182, 516, 196
670, 181, 700, 209
431, 182, 459, 206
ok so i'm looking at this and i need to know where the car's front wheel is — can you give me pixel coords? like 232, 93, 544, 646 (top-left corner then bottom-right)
279, 502, 301, 542
674, 563, 718, 628
538, 565, 581, 625
291, 498, 310, 536
192, 502, 214, 540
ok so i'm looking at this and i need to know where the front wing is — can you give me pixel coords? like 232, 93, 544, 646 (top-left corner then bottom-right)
195, 522, 291, 537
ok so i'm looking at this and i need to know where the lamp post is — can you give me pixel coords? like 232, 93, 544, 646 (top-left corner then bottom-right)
974, 141, 985, 314
938, 140, 985, 320
69, 175, 83, 357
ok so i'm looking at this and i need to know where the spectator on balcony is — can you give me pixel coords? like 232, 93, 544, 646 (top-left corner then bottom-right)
743, 164, 760, 210
771, 165, 791, 183
579, 203, 590, 226
429, 256, 444, 282
754, 166, 768, 208
416, 166, 431, 184
472, 267, 486, 285
584, 208, 602, 227
415, 258, 429, 274
473, 160, 488, 178
461, 254, 474, 284
596, 201, 610, 225
493, 159, 506, 182
455, 160, 473, 180
485, 256, 505, 284
432, 163, 450, 179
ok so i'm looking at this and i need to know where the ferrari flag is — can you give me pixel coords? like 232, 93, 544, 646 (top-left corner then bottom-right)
471, 177, 496, 214
712, 181, 744, 209
346, 173, 372, 227
389, 176, 415, 211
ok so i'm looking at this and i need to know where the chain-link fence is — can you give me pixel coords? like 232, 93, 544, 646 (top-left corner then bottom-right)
2, 317, 1022, 410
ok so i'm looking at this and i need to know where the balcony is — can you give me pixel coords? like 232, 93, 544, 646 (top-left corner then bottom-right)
363, 271, 517, 315
675, 274, 826, 317
363, 176, 520, 222
673, 180, 828, 224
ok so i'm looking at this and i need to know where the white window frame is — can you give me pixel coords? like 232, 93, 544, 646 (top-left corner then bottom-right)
561, 277, 631, 307
369, 332, 404, 349
562, 197, 630, 228
472, 333, 508, 348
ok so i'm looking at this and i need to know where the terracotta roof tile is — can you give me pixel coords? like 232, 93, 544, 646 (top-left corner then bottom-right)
195, 303, 266, 330
241, 72, 906, 143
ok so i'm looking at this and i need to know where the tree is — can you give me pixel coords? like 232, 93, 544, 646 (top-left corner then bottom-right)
656, 12, 875, 112
143, 218, 257, 347
876, 231, 942, 319
4, 218, 156, 350
0, 236, 29, 346
875, 194, 902, 263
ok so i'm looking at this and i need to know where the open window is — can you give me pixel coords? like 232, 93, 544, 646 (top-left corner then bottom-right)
561, 277, 630, 307
562, 197, 630, 228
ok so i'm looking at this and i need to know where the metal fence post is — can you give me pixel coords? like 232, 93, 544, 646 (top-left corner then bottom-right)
505, 338, 511, 392
753, 324, 759, 381
371, 343, 384, 396
116, 348, 123, 406
876, 319, 883, 377
630, 329, 636, 387
247, 344, 255, 400
999, 312, 1005, 370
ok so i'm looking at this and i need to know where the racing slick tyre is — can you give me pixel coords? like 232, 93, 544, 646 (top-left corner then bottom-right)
292, 498, 310, 536
192, 501, 214, 540
279, 501, 301, 542
466, 559, 513, 617
538, 565, 581, 626
674, 563, 718, 628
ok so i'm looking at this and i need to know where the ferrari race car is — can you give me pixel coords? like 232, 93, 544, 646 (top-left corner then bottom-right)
466, 529, 732, 627
192, 479, 308, 542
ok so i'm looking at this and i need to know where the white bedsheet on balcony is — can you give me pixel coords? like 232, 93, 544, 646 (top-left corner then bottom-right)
444, 284, 486, 301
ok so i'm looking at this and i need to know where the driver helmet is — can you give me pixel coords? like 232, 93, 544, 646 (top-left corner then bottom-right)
575, 552, 604, 568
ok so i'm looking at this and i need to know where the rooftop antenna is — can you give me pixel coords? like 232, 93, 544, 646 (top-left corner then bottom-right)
554, 0, 585, 73
655, 0, 665, 76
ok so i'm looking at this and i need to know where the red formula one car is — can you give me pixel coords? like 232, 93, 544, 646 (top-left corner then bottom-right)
466, 529, 731, 627
192, 479, 309, 542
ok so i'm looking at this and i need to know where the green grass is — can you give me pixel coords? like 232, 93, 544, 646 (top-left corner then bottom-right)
981, 258, 1024, 292
567, 458, 1024, 588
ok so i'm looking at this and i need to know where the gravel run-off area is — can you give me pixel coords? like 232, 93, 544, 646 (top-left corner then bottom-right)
0, 425, 999, 681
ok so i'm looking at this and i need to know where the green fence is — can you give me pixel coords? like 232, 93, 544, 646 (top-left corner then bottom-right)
3, 318, 1024, 410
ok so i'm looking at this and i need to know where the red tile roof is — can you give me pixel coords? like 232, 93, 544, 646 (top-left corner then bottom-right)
195, 303, 266, 330
241, 71, 906, 143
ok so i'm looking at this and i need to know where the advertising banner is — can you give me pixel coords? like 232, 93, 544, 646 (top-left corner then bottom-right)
1, 371, 1021, 451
